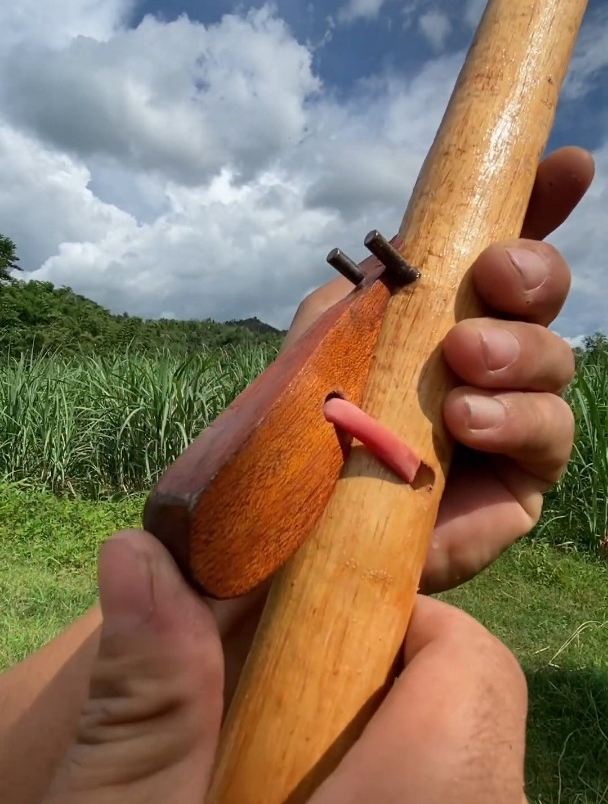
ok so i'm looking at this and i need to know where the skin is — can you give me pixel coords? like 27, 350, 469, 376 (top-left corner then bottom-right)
0, 146, 595, 804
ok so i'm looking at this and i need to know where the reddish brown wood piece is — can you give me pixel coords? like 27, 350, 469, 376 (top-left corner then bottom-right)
143, 254, 402, 599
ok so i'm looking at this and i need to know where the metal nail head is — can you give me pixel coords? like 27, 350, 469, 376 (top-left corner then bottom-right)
364, 230, 420, 286
326, 248, 365, 286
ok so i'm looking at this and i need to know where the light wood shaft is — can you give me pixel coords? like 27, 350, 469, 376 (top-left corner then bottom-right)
207, 1, 588, 802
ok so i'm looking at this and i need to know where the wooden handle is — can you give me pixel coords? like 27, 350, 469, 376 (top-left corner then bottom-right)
206, 1, 588, 801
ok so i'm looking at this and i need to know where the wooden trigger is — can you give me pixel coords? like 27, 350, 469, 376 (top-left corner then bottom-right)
143, 233, 420, 600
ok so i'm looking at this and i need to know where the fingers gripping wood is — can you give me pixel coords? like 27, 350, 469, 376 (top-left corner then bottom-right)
206, 2, 589, 803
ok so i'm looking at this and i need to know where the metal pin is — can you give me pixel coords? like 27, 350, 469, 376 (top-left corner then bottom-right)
364, 230, 420, 286
326, 248, 365, 286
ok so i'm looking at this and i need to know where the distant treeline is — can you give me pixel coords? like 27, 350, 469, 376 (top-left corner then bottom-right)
0, 279, 285, 356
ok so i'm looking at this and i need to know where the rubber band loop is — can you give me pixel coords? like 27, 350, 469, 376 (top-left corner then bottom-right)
323, 397, 421, 484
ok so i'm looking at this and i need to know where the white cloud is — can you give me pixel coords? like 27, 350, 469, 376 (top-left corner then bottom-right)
0, 0, 606, 340
0, 0, 133, 50
548, 141, 608, 340
418, 10, 451, 52
1, 9, 319, 185
33, 168, 339, 325
338, 0, 389, 24
563, 5, 608, 100
0, 124, 133, 272
23, 50, 460, 327
560, 334, 586, 350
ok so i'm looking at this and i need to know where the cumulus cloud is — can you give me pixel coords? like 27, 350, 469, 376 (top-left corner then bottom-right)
0, 10, 320, 185
27, 50, 460, 327
0, 0, 133, 50
418, 10, 451, 52
0, 124, 133, 272
0, 0, 606, 339
337, 0, 389, 24
0, 1, 459, 328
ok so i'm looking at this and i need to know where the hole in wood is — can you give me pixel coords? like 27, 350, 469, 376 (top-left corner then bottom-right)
323, 390, 351, 459
411, 460, 435, 491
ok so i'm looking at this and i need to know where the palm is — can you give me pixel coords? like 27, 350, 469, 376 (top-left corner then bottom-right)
422, 453, 538, 592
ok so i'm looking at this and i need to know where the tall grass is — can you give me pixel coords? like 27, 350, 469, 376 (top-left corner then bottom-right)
537, 348, 608, 554
0, 339, 607, 556
0, 344, 275, 498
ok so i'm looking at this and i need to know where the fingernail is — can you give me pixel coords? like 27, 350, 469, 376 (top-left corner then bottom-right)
99, 537, 154, 637
479, 327, 520, 371
506, 248, 548, 291
465, 395, 506, 430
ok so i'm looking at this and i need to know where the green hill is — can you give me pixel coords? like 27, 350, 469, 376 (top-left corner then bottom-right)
227, 316, 284, 336
0, 278, 284, 356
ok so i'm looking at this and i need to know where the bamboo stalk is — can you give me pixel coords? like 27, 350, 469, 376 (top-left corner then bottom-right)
205, 1, 589, 802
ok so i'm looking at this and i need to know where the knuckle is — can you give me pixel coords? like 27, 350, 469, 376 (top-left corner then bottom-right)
436, 605, 528, 702
291, 295, 316, 324
77, 698, 116, 742
532, 329, 575, 389
527, 393, 555, 439
516, 393, 574, 480
290, 280, 349, 329
522, 321, 551, 355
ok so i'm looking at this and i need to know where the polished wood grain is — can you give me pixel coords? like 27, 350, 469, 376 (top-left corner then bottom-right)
205, 1, 589, 801
143, 254, 394, 598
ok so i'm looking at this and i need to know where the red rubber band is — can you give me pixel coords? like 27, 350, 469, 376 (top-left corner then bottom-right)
323, 397, 421, 484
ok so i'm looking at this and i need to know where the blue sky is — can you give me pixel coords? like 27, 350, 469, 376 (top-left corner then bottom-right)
0, 0, 606, 342
129, 0, 608, 153
133, 0, 437, 84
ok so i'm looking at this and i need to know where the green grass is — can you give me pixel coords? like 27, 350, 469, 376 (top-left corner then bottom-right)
1, 338, 608, 802
442, 542, 608, 804
0, 482, 142, 666
1, 480, 608, 803
0, 344, 275, 498
540, 349, 608, 554
0, 339, 605, 558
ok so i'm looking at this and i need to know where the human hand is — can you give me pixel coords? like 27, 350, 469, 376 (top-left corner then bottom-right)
42, 529, 527, 804
40, 149, 590, 804
286, 145, 594, 594
209, 146, 594, 703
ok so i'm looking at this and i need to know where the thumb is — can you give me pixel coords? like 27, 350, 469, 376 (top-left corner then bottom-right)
311, 595, 527, 804
43, 529, 224, 804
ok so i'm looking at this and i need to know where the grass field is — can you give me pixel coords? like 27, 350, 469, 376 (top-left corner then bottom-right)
443, 546, 608, 804
2, 482, 608, 803
1, 341, 608, 802
0, 345, 274, 497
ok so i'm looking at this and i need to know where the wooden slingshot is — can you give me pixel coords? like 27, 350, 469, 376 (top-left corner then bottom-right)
143, 1, 590, 801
